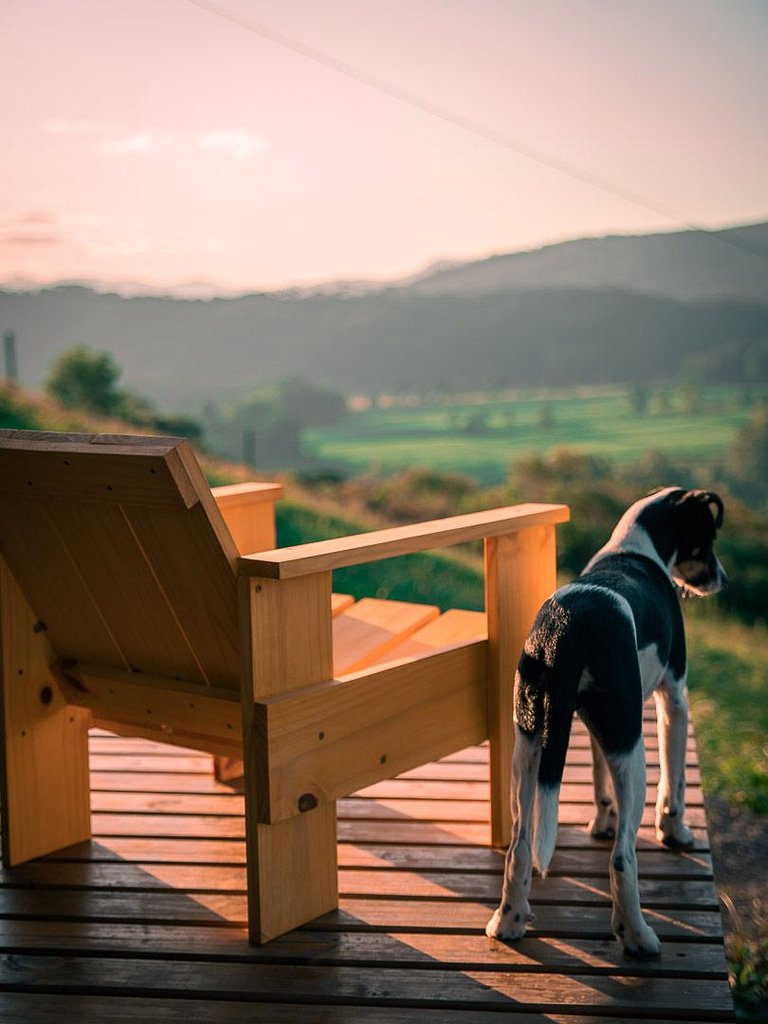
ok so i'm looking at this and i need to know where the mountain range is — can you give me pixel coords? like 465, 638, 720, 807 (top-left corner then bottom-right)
1, 221, 767, 407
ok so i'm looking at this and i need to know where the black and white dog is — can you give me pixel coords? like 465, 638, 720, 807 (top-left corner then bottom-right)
486, 487, 726, 957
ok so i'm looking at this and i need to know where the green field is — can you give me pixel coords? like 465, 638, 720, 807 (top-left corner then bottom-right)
307, 385, 766, 484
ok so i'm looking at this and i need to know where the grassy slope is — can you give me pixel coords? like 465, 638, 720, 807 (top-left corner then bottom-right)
686, 610, 768, 814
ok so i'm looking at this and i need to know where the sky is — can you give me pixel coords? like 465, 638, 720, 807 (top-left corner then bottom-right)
1, 0, 767, 293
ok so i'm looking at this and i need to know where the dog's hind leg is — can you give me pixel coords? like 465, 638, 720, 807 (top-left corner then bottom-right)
587, 733, 616, 839
606, 740, 661, 957
654, 679, 695, 849
486, 726, 539, 941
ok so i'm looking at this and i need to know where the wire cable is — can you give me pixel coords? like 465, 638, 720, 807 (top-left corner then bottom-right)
185, 0, 768, 268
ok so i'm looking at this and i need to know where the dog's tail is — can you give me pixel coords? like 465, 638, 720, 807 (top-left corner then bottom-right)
514, 596, 584, 876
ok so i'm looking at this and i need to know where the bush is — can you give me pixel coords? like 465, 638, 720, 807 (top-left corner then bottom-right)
46, 346, 124, 416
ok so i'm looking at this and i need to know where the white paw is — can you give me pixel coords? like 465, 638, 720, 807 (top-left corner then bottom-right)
656, 811, 694, 849
613, 915, 661, 958
485, 902, 533, 942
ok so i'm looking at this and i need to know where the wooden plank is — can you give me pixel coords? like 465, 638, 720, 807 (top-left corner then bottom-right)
352, 778, 704, 806
0, 994, 733, 1024
331, 593, 356, 615
43, 836, 714, 882
0, 918, 729, 976
256, 642, 488, 823
382, 608, 487, 660
395, 761, 703, 785
332, 597, 440, 674
38, 500, 208, 681
0, 498, 127, 666
88, 769, 705, 804
337, 799, 708, 827
83, 790, 709, 828
0, 560, 92, 865
0, 858, 720, 910
1, 996, 724, 1024
0, 433, 199, 508
123, 501, 241, 689
334, 820, 709, 849
439, 741, 700, 764
90, 753, 213, 771
55, 665, 241, 754
240, 503, 570, 579
0, 883, 724, 937
0, 953, 736, 1017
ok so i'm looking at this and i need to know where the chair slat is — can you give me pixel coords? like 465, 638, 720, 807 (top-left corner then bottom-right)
124, 504, 240, 689
49, 501, 207, 681
0, 497, 128, 666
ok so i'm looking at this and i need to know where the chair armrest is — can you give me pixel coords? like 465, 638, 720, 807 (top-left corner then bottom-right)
239, 503, 569, 579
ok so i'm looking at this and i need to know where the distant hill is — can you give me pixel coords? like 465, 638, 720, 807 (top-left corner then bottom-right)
407, 222, 768, 301
2, 222, 767, 405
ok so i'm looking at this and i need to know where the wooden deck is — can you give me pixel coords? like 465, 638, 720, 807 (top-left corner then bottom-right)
0, 711, 735, 1022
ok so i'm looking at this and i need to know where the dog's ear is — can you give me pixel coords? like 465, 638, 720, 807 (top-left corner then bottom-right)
678, 489, 724, 529
702, 491, 724, 529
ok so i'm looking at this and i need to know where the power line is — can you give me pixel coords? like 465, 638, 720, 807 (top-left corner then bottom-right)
185, 0, 768, 268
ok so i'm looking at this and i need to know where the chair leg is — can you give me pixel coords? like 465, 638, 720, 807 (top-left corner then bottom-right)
485, 525, 558, 848
239, 571, 339, 943
0, 559, 91, 866
245, 802, 338, 944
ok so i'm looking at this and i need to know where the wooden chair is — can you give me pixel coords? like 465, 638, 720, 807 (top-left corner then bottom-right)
0, 430, 568, 943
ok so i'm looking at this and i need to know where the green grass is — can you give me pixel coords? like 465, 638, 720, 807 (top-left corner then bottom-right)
686, 610, 768, 815
307, 385, 767, 484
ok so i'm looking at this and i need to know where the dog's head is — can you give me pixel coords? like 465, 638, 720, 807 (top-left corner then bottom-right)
636, 487, 726, 596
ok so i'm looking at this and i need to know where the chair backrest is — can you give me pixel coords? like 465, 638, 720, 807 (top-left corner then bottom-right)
0, 431, 241, 692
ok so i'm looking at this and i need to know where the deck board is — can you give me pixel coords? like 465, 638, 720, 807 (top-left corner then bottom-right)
0, 719, 735, 1021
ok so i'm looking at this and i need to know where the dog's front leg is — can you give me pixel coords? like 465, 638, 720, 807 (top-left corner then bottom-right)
607, 741, 661, 957
654, 680, 694, 849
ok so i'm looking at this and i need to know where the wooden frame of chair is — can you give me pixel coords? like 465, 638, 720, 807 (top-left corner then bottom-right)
0, 430, 568, 943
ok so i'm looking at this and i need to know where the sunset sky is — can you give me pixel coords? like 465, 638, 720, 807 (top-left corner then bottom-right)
2, 0, 767, 293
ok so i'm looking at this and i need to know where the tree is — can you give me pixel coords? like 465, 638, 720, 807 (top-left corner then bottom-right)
44, 345, 204, 443
46, 346, 124, 416
629, 383, 649, 416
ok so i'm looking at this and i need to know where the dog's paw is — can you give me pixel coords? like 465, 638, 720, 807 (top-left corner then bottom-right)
613, 916, 661, 958
485, 902, 533, 942
656, 812, 694, 850
589, 804, 617, 840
